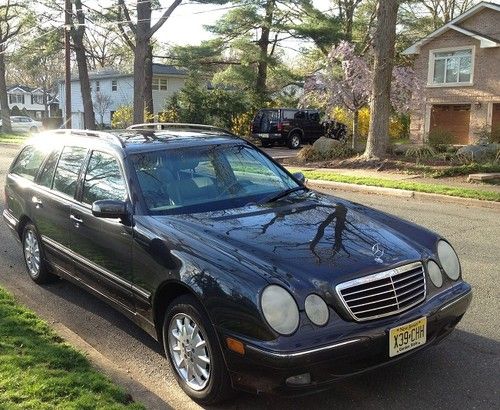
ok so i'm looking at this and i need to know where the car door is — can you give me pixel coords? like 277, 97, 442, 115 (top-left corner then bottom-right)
10, 117, 21, 133
307, 111, 323, 139
30, 146, 88, 274
68, 149, 135, 311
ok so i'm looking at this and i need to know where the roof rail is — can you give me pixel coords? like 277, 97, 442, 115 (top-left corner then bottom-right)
126, 122, 236, 136
51, 129, 125, 147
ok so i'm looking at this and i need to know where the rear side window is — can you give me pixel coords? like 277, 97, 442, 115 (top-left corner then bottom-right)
82, 151, 127, 204
53, 146, 88, 197
308, 112, 320, 122
11, 145, 47, 181
282, 110, 297, 120
38, 149, 61, 188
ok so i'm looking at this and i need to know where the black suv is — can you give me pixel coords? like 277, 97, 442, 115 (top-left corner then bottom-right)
3, 126, 471, 404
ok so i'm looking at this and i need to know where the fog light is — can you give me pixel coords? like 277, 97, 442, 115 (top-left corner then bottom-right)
286, 373, 311, 386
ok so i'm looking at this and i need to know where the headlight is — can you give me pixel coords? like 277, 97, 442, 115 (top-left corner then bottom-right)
437, 240, 460, 280
304, 294, 329, 326
427, 260, 443, 287
261, 285, 299, 335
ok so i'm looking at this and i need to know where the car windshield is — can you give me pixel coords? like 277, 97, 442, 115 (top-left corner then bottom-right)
131, 144, 299, 214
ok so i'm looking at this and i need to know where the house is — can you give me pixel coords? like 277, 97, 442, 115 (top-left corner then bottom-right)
58, 64, 188, 129
403, 2, 500, 144
4, 85, 59, 119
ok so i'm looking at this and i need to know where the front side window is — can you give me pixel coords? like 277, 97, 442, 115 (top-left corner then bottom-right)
132, 144, 298, 214
53, 146, 88, 197
38, 149, 61, 188
82, 151, 127, 204
11, 145, 47, 181
431, 48, 472, 85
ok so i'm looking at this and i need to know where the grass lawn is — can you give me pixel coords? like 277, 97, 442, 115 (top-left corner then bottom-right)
0, 287, 144, 409
0, 132, 29, 145
290, 168, 500, 202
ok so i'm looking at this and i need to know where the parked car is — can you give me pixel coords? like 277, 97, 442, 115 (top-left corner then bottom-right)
0, 116, 42, 133
251, 108, 347, 149
3, 125, 472, 404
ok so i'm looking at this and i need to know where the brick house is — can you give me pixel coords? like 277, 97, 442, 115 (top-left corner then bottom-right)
403, 2, 500, 145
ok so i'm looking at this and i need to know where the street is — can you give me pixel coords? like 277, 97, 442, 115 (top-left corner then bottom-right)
0, 144, 498, 410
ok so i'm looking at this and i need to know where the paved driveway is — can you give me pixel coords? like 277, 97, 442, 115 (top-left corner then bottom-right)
0, 145, 498, 409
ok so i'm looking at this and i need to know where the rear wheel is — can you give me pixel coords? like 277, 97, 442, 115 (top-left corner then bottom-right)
287, 132, 301, 149
22, 224, 57, 284
163, 295, 233, 404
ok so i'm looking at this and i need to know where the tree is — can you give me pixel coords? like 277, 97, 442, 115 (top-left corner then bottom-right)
93, 92, 112, 126
69, 0, 96, 129
364, 0, 400, 159
0, 0, 32, 133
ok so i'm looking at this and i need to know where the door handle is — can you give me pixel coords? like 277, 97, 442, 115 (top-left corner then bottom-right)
70, 214, 83, 226
31, 196, 43, 208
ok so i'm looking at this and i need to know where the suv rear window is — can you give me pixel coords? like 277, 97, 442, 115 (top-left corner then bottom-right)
11, 145, 47, 181
53, 146, 88, 197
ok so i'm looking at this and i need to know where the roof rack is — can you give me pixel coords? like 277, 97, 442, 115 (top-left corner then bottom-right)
51, 129, 125, 147
126, 122, 236, 136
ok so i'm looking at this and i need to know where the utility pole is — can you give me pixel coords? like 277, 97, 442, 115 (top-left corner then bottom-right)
64, 0, 72, 128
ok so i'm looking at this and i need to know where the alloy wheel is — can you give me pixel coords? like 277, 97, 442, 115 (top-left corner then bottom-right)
24, 229, 40, 278
168, 313, 211, 391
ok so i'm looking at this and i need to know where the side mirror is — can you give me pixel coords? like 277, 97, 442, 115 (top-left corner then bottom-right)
293, 172, 305, 184
92, 200, 127, 219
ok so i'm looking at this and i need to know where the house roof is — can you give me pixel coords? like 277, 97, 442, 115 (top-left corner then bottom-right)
7, 85, 34, 93
402, 1, 500, 55
64, 63, 188, 82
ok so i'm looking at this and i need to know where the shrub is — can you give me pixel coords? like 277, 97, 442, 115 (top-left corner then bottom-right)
157, 108, 180, 123
111, 105, 133, 129
231, 112, 253, 137
427, 128, 455, 151
297, 143, 356, 162
405, 145, 437, 163
475, 125, 500, 144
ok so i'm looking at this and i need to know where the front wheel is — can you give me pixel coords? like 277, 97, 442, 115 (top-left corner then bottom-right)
287, 132, 301, 149
22, 223, 57, 284
29, 126, 38, 133
163, 295, 233, 404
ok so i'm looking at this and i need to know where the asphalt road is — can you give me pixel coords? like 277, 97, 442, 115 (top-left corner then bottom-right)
0, 144, 498, 410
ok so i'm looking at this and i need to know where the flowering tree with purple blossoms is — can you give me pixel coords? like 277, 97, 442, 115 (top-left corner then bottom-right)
302, 41, 422, 149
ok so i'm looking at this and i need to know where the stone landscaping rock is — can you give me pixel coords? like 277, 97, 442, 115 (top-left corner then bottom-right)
456, 144, 499, 162
312, 136, 341, 154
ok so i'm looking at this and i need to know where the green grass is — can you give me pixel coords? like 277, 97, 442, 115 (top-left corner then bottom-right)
290, 168, 500, 202
0, 132, 29, 144
431, 163, 500, 178
0, 287, 144, 409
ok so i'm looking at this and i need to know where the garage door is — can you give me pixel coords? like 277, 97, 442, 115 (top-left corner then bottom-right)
430, 104, 470, 144
492, 103, 500, 133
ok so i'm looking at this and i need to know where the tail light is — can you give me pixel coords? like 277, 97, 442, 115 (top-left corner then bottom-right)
277, 122, 283, 131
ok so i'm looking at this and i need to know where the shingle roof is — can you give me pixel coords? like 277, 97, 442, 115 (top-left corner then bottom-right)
65, 64, 187, 82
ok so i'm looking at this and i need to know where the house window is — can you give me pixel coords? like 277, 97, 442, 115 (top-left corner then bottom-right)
112, 80, 117, 91
96, 80, 100, 92
430, 47, 473, 85
32, 94, 44, 105
152, 77, 168, 91
9, 94, 24, 104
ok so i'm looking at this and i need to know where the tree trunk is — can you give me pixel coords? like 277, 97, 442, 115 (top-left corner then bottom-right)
352, 108, 359, 149
0, 52, 12, 133
71, 0, 95, 130
256, 0, 275, 101
144, 45, 154, 121
363, 0, 399, 160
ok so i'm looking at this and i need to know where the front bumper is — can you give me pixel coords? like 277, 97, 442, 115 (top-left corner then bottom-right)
221, 282, 472, 394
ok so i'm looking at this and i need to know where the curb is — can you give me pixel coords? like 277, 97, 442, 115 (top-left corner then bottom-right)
306, 179, 500, 210
51, 322, 173, 409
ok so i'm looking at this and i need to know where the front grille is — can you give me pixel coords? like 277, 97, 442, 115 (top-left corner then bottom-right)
336, 262, 426, 321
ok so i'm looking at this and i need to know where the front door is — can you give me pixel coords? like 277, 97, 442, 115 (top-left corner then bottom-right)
69, 150, 134, 311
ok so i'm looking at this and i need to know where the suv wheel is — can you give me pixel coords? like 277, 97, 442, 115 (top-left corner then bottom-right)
22, 224, 56, 284
288, 132, 301, 149
163, 295, 233, 404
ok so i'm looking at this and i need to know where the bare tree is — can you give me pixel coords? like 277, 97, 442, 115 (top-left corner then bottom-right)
93, 92, 112, 126
0, 0, 30, 133
363, 0, 400, 159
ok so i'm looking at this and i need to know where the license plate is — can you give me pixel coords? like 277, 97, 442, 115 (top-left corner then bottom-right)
389, 317, 427, 357
258, 133, 269, 138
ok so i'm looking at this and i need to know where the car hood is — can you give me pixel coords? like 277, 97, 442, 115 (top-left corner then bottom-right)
152, 193, 429, 299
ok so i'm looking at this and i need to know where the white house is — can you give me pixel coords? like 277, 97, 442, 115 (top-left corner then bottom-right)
5, 85, 59, 119
58, 64, 188, 129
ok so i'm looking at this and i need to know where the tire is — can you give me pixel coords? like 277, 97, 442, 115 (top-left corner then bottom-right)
287, 132, 301, 149
22, 223, 57, 284
163, 295, 233, 405
29, 126, 38, 133
261, 139, 272, 147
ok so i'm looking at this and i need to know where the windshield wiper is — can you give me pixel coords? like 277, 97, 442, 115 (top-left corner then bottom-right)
258, 186, 308, 204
